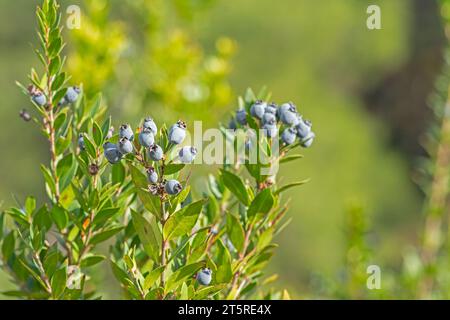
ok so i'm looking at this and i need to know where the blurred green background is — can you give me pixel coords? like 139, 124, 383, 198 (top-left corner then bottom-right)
0, 0, 444, 298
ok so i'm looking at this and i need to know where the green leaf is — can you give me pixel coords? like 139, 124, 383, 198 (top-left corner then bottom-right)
93, 207, 120, 225
165, 262, 203, 293
101, 116, 112, 139
80, 255, 106, 268
274, 179, 310, 195
244, 88, 256, 104
82, 133, 97, 159
93, 121, 103, 147
131, 210, 160, 261
112, 161, 126, 185
280, 154, 304, 164
33, 205, 52, 231
247, 189, 274, 220
220, 170, 250, 206
164, 164, 185, 175
40, 165, 56, 195
129, 164, 161, 219
110, 261, 129, 285
89, 226, 124, 245
0, 213, 4, 239
163, 199, 205, 240
2, 231, 15, 261
215, 240, 233, 283
19, 259, 48, 292
226, 214, 245, 252
50, 205, 68, 231
192, 284, 226, 300
51, 267, 67, 298
143, 266, 165, 291
25, 196, 36, 216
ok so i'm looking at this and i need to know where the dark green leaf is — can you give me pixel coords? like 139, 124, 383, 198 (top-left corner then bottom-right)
163, 199, 205, 240
215, 240, 233, 283
247, 189, 274, 219
226, 214, 245, 252
50, 205, 68, 231
80, 255, 106, 268
165, 262, 203, 293
129, 164, 161, 219
89, 226, 124, 245
164, 164, 185, 175
51, 267, 67, 298
131, 210, 160, 261
220, 170, 249, 206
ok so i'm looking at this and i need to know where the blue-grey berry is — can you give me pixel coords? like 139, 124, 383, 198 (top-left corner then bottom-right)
138, 127, 155, 148
295, 118, 312, 139
281, 127, 297, 145
78, 134, 85, 151
147, 167, 158, 184
118, 137, 133, 155
149, 144, 164, 161
119, 124, 134, 141
262, 112, 277, 126
103, 142, 122, 164
143, 117, 158, 134
65, 86, 81, 103
279, 103, 299, 126
300, 131, 315, 148
228, 118, 237, 130
165, 179, 182, 195
262, 124, 278, 138
169, 120, 187, 145
197, 268, 212, 286
265, 103, 278, 116
236, 109, 247, 125
32, 92, 47, 106
179, 146, 197, 163
250, 100, 266, 119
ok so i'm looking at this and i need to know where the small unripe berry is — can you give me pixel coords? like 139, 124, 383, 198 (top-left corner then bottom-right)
236, 109, 247, 125
32, 92, 47, 106
143, 117, 158, 134
169, 120, 187, 145
262, 123, 278, 138
78, 134, 85, 151
281, 127, 297, 145
179, 146, 197, 163
103, 142, 122, 164
149, 144, 164, 161
147, 167, 158, 184
19, 109, 31, 122
118, 137, 133, 155
197, 268, 212, 286
119, 124, 134, 141
165, 179, 183, 195
138, 127, 155, 148
65, 86, 81, 103
250, 100, 266, 119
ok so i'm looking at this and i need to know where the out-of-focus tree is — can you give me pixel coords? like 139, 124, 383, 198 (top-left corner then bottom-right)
67, 0, 236, 125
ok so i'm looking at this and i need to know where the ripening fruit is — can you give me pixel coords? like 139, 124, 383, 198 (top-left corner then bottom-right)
103, 142, 122, 164
119, 124, 134, 141
179, 146, 197, 163
301, 131, 315, 148
149, 144, 164, 161
32, 92, 47, 106
143, 117, 157, 134
228, 118, 237, 130
78, 134, 85, 151
281, 127, 297, 145
138, 127, 155, 148
250, 100, 266, 119
169, 120, 187, 145
118, 137, 133, 155
147, 167, 158, 184
165, 179, 182, 195
236, 108, 247, 125
197, 268, 212, 286
295, 118, 312, 139
65, 86, 81, 103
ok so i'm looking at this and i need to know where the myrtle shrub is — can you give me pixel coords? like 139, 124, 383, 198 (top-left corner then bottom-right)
0, 0, 314, 300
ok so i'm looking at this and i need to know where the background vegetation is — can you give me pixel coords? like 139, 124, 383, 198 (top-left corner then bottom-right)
0, 0, 445, 298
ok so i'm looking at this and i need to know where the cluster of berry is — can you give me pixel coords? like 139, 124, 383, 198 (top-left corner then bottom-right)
99, 119, 198, 196
29, 85, 81, 107
230, 100, 315, 148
